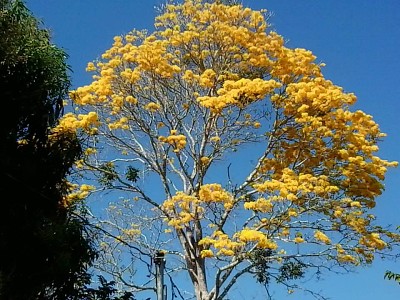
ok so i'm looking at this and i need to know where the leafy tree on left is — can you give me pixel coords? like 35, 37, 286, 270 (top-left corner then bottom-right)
0, 1, 98, 299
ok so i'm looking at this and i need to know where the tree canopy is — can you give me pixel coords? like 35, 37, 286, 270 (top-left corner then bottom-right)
57, 0, 399, 299
0, 0, 96, 298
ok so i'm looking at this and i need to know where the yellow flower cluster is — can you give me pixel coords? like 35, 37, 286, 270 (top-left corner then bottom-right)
235, 228, 278, 249
53, 112, 99, 135
243, 197, 273, 213
199, 69, 217, 88
345, 216, 369, 234
86, 61, 97, 72
161, 192, 200, 229
200, 156, 211, 165
135, 38, 182, 77
161, 184, 236, 230
156, 0, 266, 29
293, 236, 305, 244
200, 249, 214, 258
335, 244, 358, 264
314, 230, 331, 245
84, 147, 97, 156
210, 136, 221, 143
359, 233, 387, 250
158, 130, 187, 152
65, 0, 344, 140
62, 184, 95, 207
197, 78, 281, 113
254, 168, 339, 202
121, 227, 141, 239
199, 230, 243, 257
271, 48, 322, 83
108, 117, 129, 130
338, 254, 357, 264
287, 208, 298, 217
145, 102, 161, 112
281, 78, 356, 117
198, 184, 234, 209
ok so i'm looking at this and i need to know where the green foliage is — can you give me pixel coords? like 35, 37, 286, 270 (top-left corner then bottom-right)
277, 260, 306, 283
125, 166, 140, 183
384, 271, 400, 284
384, 270, 400, 284
98, 162, 118, 187
98, 163, 140, 187
248, 248, 273, 284
383, 227, 400, 286
0, 1, 97, 299
0, 0, 70, 143
81, 276, 136, 300
248, 249, 306, 286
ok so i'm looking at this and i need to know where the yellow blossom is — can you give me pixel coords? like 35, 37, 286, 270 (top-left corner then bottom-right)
314, 230, 331, 245
145, 102, 161, 111
159, 131, 187, 151
210, 136, 221, 143
244, 198, 273, 213
294, 237, 305, 244
200, 156, 210, 165
200, 249, 214, 258
86, 62, 97, 72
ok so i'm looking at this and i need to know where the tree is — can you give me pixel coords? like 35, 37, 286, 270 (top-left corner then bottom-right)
0, 0, 97, 298
59, 1, 399, 299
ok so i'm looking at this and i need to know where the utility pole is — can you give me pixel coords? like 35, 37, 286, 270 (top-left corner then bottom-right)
154, 250, 166, 300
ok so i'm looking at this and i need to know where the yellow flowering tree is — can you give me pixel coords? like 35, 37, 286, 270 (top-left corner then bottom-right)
60, 1, 398, 299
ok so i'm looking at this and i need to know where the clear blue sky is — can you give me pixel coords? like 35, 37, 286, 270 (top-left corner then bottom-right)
26, 1, 400, 299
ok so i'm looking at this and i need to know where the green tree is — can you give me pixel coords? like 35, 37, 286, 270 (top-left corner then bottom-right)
0, 0, 96, 299
60, 1, 399, 299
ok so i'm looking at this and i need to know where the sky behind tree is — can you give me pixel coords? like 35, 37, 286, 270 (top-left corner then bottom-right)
26, 1, 400, 299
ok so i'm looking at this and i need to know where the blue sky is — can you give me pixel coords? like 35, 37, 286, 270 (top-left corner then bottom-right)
25, 1, 400, 299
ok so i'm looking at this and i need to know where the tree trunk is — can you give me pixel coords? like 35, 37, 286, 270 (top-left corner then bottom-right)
193, 256, 209, 300
178, 228, 210, 300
